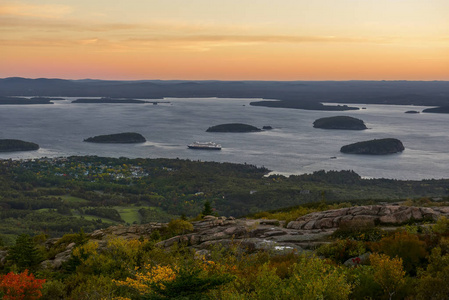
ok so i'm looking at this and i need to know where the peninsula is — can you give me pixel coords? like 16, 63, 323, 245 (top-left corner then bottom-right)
422, 106, 449, 114
206, 123, 261, 132
313, 116, 367, 130
0, 139, 39, 152
0, 96, 53, 105
84, 132, 146, 143
72, 98, 148, 104
340, 138, 404, 155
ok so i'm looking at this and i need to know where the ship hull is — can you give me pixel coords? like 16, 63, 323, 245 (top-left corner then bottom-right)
188, 145, 221, 150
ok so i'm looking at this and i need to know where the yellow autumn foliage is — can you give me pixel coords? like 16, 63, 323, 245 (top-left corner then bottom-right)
114, 264, 177, 295
370, 253, 405, 299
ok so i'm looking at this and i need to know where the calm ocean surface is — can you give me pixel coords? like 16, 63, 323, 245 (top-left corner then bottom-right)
0, 97, 448, 180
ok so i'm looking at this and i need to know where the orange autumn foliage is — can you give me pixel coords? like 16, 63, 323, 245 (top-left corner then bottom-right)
0, 270, 46, 300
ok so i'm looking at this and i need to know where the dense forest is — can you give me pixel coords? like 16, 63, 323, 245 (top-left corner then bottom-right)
0, 156, 449, 244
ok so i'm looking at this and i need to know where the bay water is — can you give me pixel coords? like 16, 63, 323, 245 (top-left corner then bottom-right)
0, 97, 447, 180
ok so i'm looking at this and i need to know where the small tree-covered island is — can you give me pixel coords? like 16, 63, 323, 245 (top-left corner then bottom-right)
206, 123, 261, 132
84, 132, 146, 143
0, 139, 39, 152
313, 116, 367, 130
340, 138, 405, 155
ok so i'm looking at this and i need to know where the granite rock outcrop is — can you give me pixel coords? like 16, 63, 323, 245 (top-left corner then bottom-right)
287, 205, 449, 230
37, 205, 449, 269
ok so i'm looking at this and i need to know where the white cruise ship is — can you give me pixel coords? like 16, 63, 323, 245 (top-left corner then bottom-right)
187, 141, 222, 150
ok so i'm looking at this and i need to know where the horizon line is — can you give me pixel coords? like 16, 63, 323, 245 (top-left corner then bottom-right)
2, 76, 449, 83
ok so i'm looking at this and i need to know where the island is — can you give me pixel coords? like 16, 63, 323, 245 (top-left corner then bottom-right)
340, 138, 404, 155
0, 139, 39, 152
250, 100, 360, 111
405, 110, 420, 114
0, 96, 53, 105
206, 123, 261, 132
262, 126, 273, 130
313, 116, 367, 130
422, 106, 449, 114
31, 97, 65, 101
84, 132, 146, 143
73, 98, 148, 104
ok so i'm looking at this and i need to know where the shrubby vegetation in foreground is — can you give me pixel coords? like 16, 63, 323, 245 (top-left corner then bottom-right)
1, 215, 449, 299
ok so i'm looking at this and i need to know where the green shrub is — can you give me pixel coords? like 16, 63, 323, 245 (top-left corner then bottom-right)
347, 266, 383, 300
432, 216, 449, 234
369, 253, 406, 300
316, 239, 366, 263
415, 247, 449, 300
286, 255, 353, 299
370, 231, 427, 275
41, 280, 66, 300
332, 219, 385, 242
166, 219, 194, 236
47, 230, 88, 259
149, 230, 162, 241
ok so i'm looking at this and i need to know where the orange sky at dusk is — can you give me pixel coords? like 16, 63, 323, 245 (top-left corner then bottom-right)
1, 0, 448, 80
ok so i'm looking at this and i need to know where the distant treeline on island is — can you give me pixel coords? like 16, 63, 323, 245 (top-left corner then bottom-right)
2, 78, 449, 111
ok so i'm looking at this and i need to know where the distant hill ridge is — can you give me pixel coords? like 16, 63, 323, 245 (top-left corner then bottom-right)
2, 77, 449, 109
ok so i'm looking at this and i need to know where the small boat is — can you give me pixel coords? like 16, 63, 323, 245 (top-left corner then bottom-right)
188, 141, 222, 150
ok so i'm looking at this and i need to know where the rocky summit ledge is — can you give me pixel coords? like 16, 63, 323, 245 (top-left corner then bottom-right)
82, 205, 449, 250
39, 205, 449, 269
287, 205, 449, 230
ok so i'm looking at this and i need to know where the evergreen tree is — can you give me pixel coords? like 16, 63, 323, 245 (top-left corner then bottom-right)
202, 200, 213, 216
6, 234, 43, 271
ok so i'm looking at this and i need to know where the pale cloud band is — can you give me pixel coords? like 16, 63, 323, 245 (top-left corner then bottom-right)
0, 3, 72, 19
1, 0, 448, 80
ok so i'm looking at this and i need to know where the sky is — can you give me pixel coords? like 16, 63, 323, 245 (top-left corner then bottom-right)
1, 0, 448, 80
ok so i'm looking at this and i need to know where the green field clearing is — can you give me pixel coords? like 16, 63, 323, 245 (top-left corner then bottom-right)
71, 209, 116, 224
113, 206, 145, 224
113, 206, 177, 224
42, 204, 177, 225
